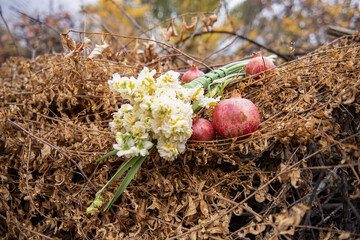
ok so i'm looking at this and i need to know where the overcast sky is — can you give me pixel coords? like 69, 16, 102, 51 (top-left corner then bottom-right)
0, 0, 98, 27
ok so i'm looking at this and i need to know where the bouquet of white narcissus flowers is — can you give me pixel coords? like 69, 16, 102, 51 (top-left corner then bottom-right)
86, 67, 219, 214
108, 67, 218, 161
87, 56, 275, 214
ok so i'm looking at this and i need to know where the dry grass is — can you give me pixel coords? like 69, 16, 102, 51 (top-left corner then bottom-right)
1, 34, 359, 239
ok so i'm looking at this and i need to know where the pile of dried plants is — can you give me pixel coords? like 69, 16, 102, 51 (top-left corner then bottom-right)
1, 33, 359, 239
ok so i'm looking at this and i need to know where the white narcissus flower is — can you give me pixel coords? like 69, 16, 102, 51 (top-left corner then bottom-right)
156, 70, 181, 88
150, 94, 175, 118
157, 140, 183, 161
137, 67, 157, 83
168, 117, 193, 142
109, 104, 133, 133
198, 96, 220, 108
108, 67, 218, 161
108, 74, 136, 99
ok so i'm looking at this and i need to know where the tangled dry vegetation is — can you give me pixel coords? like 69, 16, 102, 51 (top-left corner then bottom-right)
1, 34, 360, 239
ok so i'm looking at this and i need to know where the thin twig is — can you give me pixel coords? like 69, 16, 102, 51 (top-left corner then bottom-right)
341, 170, 352, 231
296, 225, 360, 237
80, 7, 125, 48
130, 11, 214, 43
301, 168, 326, 237
0, 198, 28, 238
18, 225, 55, 240
170, 132, 360, 240
180, 7, 220, 51
201, 35, 238, 62
8, 119, 97, 190
0, 6, 20, 56
10, 7, 60, 34
108, 0, 146, 35
107, 1, 194, 67
80, 6, 137, 63
25, 139, 71, 222
68, 29, 212, 70
76, 161, 102, 240
180, 30, 289, 61
7, 119, 128, 233
316, 205, 342, 226
346, 196, 360, 223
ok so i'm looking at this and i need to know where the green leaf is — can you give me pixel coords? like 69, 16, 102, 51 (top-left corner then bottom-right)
103, 155, 146, 212
96, 149, 119, 162
98, 155, 141, 193
191, 75, 243, 112
182, 57, 258, 90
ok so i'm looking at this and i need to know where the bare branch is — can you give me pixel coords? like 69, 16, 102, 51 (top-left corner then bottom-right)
180, 30, 289, 61
108, 0, 147, 36
68, 29, 213, 70
10, 7, 60, 34
0, 6, 20, 56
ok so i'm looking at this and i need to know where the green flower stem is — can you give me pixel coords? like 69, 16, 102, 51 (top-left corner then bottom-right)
191, 74, 244, 112
98, 155, 141, 194
97, 149, 119, 162
182, 60, 246, 89
94, 144, 156, 212
183, 55, 277, 90
103, 155, 147, 212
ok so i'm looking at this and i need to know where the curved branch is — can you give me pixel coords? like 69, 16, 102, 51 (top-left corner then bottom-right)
0, 6, 20, 56
68, 30, 212, 70
180, 30, 289, 61
10, 7, 60, 35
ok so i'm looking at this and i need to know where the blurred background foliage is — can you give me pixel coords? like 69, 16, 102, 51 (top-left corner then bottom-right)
0, 0, 359, 64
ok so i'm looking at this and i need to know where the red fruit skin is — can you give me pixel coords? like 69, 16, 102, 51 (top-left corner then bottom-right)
181, 66, 205, 84
246, 56, 275, 80
212, 98, 260, 139
190, 118, 215, 141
